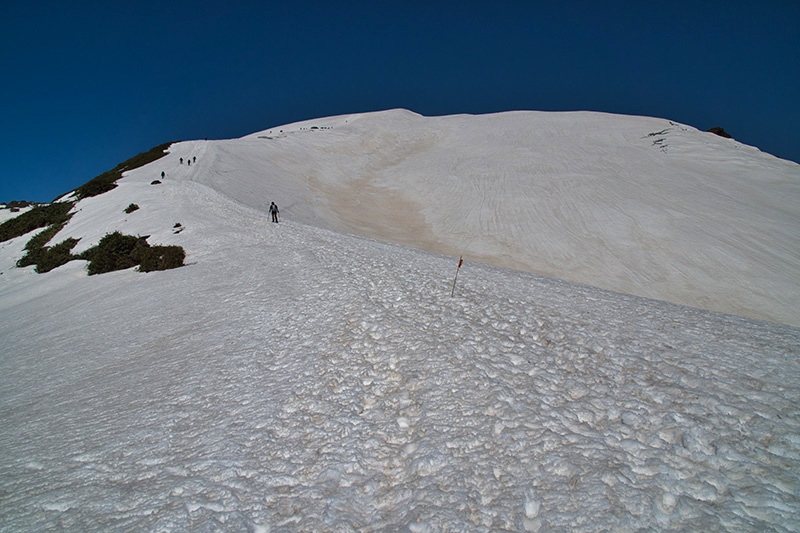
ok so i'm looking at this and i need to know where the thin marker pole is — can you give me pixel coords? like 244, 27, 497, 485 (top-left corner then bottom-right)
451, 256, 463, 297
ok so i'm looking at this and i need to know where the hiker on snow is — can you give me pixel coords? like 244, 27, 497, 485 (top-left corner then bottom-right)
269, 202, 279, 223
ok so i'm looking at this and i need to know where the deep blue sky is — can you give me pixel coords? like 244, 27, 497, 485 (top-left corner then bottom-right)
2, 1, 798, 203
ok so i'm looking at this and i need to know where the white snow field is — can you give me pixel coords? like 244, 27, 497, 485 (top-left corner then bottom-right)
0, 110, 799, 531
230, 109, 799, 327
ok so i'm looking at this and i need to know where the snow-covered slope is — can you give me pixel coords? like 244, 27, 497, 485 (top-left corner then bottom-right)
182, 109, 797, 326
1, 110, 799, 531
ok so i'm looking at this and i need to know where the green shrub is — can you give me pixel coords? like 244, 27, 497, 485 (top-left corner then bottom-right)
21, 223, 65, 253
81, 232, 148, 275
124, 203, 140, 214
16, 246, 43, 269
4, 200, 34, 210
74, 141, 172, 200
134, 245, 186, 272
17, 223, 65, 268
75, 173, 119, 198
16, 221, 80, 273
81, 231, 185, 275
34, 238, 80, 273
0, 201, 74, 243
7, 203, 81, 272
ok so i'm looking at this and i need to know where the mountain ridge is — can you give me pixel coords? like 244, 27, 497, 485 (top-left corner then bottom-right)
2, 109, 798, 326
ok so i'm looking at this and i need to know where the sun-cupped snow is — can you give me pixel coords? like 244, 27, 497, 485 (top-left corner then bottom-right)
0, 110, 799, 531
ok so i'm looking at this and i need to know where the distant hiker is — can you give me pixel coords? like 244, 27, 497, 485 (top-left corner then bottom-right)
180, 157, 183, 164
193, 156, 196, 163
187, 160, 191, 166
161, 171, 165, 179
269, 202, 279, 223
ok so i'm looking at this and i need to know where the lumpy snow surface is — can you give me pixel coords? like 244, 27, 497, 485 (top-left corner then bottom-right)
1, 189, 798, 531
1, 111, 799, 531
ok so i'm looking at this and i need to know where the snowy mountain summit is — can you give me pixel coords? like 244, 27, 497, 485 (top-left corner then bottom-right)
1, 110, 799, 531
225, 109, 798, 326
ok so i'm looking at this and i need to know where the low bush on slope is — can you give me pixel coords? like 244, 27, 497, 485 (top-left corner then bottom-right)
0, 202, 83, 273
16, 223, 80, 273
80, 231, 185, 275
133, 245, 185, 272
0, 201, 75, 243
80, 232, 145, 275
1, 200, 35, 210
15, 228, 185, 275
74, 141, 173, 199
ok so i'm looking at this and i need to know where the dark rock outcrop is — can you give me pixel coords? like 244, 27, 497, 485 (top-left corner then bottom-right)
707, 127, 733, 139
